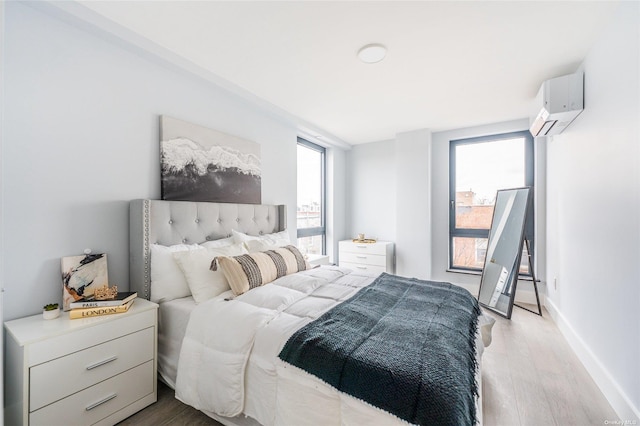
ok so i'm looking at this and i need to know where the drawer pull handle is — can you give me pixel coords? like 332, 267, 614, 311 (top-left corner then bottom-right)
356, 255, 367, 259
85, 393, 117, 411
356, 245, 368, 248
86, 356, 118, 370
356, 266, 367, 269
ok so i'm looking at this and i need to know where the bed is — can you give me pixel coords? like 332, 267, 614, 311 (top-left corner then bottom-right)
130, 199, 489, 426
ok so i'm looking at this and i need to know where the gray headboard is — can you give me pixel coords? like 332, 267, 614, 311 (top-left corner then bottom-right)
129, 199, 286, 300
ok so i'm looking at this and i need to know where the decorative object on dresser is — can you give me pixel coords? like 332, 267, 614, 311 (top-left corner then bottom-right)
69, 299, 135, 320
160, 116, 261, 204
42, 303, 60, 320
69, 290, 137, 309
67, 284, 138, 319
353, 233, 376, 243
61, 252, 109, 311
4, 298, 158, 426
339, 239, 395, 274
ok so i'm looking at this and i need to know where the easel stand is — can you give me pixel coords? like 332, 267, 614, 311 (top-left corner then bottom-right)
513, 239, 542, 316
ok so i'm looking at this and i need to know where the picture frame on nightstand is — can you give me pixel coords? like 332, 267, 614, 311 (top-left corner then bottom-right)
61, 253, 109, 311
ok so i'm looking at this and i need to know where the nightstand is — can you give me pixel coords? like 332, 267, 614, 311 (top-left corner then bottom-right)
307, 254, 330, 266
4, 298, 158, 426
339, 240, 395, 274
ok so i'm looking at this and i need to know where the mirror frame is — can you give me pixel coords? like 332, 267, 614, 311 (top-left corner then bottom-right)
477, 187, 532, 319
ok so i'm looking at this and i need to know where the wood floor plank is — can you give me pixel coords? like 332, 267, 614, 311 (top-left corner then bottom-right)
118, 381, 222, 426
482, 349, 521, 426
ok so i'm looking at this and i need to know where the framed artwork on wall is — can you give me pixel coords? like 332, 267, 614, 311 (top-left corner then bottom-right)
160, 115, 261, 203
61, 253, 109, 311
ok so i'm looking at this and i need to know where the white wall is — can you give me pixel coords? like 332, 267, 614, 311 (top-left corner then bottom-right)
395, 129, 431, 278
346, 140, 397, 243
326, 147, 348, 264
545, 2, 639, 420
0, 0, 5, 421
346, 130, 431, 278
1, 2, 347, 320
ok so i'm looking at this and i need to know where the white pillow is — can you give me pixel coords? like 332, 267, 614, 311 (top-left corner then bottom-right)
244, 239, 281, 253
201, 236, 235, 249
172, 243, 247, 303
150, 243, 203, 303
232, 229, 291, 246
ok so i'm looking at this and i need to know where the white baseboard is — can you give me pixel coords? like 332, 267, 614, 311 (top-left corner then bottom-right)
545, 298, 640, 422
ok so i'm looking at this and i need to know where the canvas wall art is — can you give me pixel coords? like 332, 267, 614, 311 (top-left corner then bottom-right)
61, 253, 109, 311
160, 116, 261, 203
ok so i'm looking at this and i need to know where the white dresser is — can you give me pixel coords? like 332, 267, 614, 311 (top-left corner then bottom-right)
339, 240, 395, 274
4, 298, 158, 426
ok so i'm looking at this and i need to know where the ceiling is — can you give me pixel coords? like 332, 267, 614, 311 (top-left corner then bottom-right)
75, 1, 619, 145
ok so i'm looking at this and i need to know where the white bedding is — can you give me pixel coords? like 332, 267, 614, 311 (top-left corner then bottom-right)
157, 296, 197, 388
171, 267, 487, 426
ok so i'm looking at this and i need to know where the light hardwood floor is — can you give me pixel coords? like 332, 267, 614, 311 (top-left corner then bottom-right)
120, 305, 618, 425
482, 305, 617, 426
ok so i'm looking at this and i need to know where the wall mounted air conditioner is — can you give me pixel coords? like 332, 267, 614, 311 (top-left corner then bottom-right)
529, 72, 584, 137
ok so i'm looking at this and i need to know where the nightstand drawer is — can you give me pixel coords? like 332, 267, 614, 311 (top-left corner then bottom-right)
340, 252, 386, 267
30, 326, 154, 411
29, 360, 154, 426
28, 309, 156, 366
339, 241, 388, 255
340, 262, 386, 275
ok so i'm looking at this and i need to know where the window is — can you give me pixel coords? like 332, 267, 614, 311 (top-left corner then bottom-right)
449, 131, 534, 274
297, 138, 326, 255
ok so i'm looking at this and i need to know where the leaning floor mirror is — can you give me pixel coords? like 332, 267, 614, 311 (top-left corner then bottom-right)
478, 187, 532, 319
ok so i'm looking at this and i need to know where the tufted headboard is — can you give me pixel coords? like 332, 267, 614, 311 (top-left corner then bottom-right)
129, 199, 286, 300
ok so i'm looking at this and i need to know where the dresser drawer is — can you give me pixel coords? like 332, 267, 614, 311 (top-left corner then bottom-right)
340, 262, 386, 275
30, 326, 154, 411
28, 308, 156, 366
339, 241, 388, 255
339, 252, 386, 267
29, 360, 154, 426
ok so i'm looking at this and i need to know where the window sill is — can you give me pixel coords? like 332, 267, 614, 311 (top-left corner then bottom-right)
446, 268, 534, 281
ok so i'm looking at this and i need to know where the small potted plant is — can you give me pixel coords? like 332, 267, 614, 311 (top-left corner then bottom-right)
43, 303, 60, 320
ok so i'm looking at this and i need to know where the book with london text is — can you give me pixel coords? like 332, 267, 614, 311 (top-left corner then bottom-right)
69, 291, 137, 309
69, 299, 135, 319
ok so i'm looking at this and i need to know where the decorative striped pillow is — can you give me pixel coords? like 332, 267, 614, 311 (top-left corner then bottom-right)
211, 245, 310, 296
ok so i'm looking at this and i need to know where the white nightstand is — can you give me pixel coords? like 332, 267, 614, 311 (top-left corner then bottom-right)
306, 254, 330, 266
339, 240, 395, 274
4, 298, 158, 426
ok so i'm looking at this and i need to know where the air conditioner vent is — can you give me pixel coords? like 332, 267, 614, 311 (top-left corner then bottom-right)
529, 72, 584, 137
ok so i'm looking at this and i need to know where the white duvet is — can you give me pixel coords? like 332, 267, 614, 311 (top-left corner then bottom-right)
175, 266, 485, 426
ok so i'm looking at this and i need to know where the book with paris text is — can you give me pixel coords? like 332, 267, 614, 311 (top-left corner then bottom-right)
69, 299, 135, 319
69, 292, 137, 309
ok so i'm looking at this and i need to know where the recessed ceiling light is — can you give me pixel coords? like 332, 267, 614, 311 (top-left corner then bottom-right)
357, 44, 387, 64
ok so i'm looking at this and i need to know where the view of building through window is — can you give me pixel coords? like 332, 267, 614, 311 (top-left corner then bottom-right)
297, 140, 325, 255
450, 133, 533, 273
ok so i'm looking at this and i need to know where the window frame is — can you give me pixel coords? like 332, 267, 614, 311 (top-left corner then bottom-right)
296, 137, 326, 254
449, 130, 534, 275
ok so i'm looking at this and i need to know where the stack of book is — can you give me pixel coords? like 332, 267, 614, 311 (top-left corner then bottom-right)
69, 291, 137, 319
